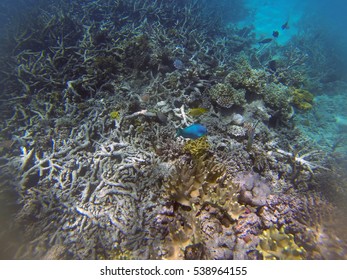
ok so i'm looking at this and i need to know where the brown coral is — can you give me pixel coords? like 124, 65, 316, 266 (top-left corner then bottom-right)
161, 156, 246, 259
225, 57, 267, 94
208, 83, 246, 108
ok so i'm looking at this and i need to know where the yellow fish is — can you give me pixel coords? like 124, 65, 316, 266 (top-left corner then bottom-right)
188, 107, 208, 117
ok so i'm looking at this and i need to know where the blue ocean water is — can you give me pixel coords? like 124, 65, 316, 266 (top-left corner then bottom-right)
235, 0, 347, 153
0, 0, 347, 260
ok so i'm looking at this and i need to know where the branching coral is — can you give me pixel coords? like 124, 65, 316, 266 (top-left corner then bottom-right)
162, 155, 246, 259
257, 226, 306, 260
183, 136, 210, 158
1, 0, 345, 261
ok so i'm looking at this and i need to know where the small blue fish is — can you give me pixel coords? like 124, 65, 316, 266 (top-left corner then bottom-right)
176, 124, 207, 139
173, 59, 185, 70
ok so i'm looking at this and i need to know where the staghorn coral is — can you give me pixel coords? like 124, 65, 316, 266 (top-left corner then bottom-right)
257, 226, 306, 260
207, 83, 246, 108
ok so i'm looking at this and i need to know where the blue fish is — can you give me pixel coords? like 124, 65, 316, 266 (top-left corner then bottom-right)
176, 124, 207, 139
173, 59, 185, 70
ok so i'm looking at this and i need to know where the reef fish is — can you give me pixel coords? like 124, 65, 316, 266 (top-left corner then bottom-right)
272, 30, 279, 38
258, 38, 273, 44
188, 107, 209, 117
281, 20, 289, 30
173, 59, 185, 70
176, 123, 207, 139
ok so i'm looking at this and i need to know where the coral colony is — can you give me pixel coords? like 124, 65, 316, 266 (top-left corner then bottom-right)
0, 0, 346, 260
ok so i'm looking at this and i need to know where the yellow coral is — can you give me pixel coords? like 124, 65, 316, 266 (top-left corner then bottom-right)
165, 156, 244, 219
110, 111, 120, 120
163, 156, 246, 259
291, 88, 314, 110
183, 136, 210, 157
257, 226, 306, 260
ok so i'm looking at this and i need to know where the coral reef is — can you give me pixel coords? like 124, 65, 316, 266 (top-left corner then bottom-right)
225, 57, 267, 94
0, 0, 345, 260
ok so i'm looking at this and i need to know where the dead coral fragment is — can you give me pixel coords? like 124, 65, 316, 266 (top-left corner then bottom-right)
291, 88, 314, 110
257, 226, 306, 260
183, 136, 210, 157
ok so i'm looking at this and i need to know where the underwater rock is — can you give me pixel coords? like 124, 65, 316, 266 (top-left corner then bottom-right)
235, 172, 271, 207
